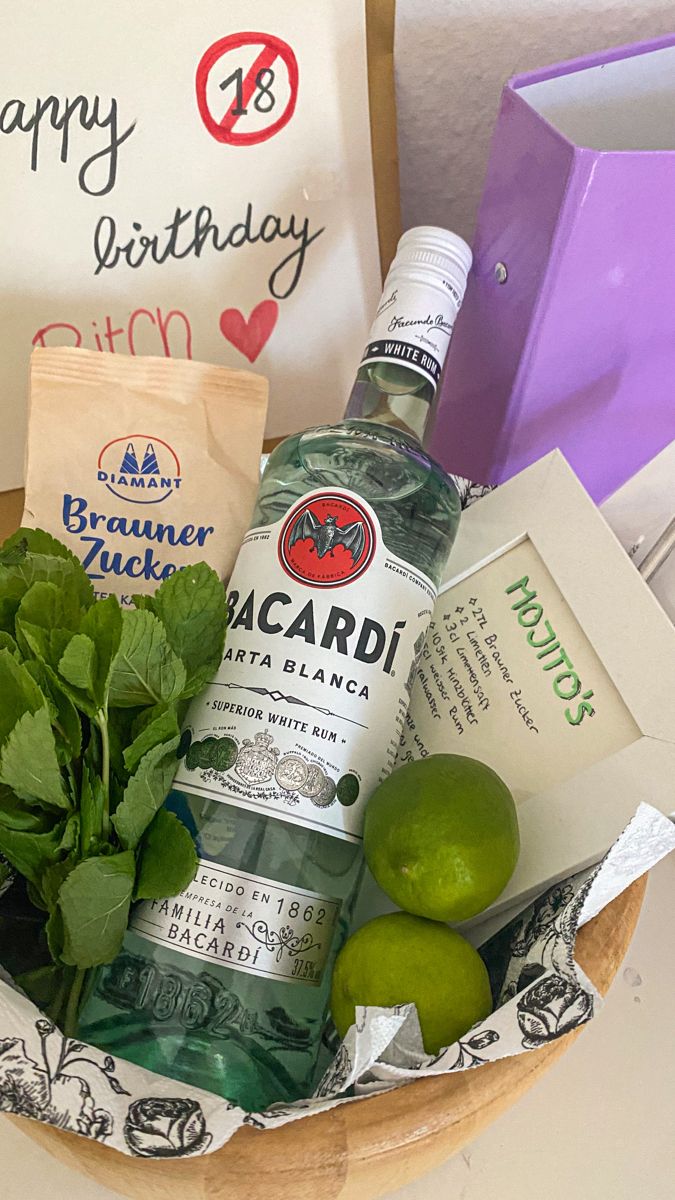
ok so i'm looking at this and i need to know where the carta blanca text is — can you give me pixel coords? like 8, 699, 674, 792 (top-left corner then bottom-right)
219, 644, 370, 698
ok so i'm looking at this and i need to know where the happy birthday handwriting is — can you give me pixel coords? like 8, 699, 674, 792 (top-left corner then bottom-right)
94, 203, 325, 299
2, 78, 328, 366
0, 93, 135, 197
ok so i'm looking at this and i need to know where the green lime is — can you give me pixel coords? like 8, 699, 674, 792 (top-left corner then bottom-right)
330, 911, 492, 1054
364, 754, 519, 923
337, 773, 360, 806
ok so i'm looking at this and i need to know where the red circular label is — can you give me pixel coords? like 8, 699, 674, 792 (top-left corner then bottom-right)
279, 493, 376, 588
195, 31, 298, 147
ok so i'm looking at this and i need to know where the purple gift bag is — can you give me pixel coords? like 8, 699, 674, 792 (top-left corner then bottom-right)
427, 35, 675, 502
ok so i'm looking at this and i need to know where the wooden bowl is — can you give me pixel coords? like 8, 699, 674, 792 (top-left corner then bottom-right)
0, 484, 646, 1196
7, 875, 646, 1200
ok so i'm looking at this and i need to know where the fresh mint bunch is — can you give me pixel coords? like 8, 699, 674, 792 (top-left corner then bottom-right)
0, 528, 227, 1034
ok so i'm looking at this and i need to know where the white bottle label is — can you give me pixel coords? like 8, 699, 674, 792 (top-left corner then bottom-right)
360, 275, 461, 390
174, 487, 436, 841
130, 861, 340, 987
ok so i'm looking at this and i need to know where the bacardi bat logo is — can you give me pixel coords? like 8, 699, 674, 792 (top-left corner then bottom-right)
279, 491, 376, 588
289, 511, 366, 563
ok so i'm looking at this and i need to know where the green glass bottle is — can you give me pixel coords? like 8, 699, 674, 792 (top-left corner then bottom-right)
78, 227, 472, 1111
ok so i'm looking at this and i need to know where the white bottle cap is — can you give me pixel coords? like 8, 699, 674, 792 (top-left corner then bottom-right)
388, 226, 472, 307
355, 225, 473, 414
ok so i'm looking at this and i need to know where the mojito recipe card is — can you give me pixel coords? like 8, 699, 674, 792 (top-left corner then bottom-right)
0, 0, 382, 487
400, 538, 640, 803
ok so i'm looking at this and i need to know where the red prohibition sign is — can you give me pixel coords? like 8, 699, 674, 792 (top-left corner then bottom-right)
195, 31, 299, 147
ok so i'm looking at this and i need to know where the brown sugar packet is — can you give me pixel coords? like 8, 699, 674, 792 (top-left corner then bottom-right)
22, 347, 268, 602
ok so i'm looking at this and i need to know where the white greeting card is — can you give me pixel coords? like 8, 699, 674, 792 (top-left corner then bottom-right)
0, 0, 384, 489
398, 451, 675, 918
600, 439, 675, 624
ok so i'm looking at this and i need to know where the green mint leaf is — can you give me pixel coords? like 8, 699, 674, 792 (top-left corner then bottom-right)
0, 648, 47, 747
41, 854, 78, 911
4, 527, 71, 558
0, 538, 28, 567
15, 553, 78, 587
108, 610, 186, 708
24, 660, 92, 748
26, 879, 49, 911
109, 773, 125, 819
135, 808, 197, 900
0, 602, 20, 636
0, 631, 20, 658
45, 907, 65, 963
18, 579, 81, 636
145, 563, 226, 698
81, 595, 123, 707
58, 633, 96, 694
0, 820, 64, 891
47, 679, 83, 765
0, 784, 57, 832
23, 660, 57, 722
107, 706, 140, 785
130, 701, 169, 738
58, 852, 136, 968
13, 964, 66, 1016
2, 528, 94, 607
0, 572, 29, 633
59, 811, 81, 854
14, 617, 49, 662
46, 665, 97, 720
79, 764, 105, 857
0, 708, 70, 810
16, 584, 84, 718
17, 627, 98, 720
123, 705, 180, 776
17, 614, 87, 687
131, 594, 154, 612
0, 553, 89, 636
112, 736, 180, 849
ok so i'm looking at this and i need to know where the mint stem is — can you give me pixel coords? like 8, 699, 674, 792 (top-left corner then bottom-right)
96, 709, 110, 841
63, 967, 87, 1039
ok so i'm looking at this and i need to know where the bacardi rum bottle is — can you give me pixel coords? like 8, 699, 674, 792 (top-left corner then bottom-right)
79, 228, 472, 1110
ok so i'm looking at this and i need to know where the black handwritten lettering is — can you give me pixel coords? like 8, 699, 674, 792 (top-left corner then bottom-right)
0, 94, 135, 196
93, 203, 325, 298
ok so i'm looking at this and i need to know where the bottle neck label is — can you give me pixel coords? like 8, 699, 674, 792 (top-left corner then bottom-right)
174, 487, 437, 842
359, 274, 460, 391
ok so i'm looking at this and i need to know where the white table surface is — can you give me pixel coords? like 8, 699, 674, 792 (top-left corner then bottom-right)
2, 852, 673, 1200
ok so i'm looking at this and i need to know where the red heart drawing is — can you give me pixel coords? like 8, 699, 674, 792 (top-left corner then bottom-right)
219, 300, 279, 363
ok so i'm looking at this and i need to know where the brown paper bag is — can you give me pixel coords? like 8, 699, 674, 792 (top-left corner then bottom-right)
22, 346, 267, 603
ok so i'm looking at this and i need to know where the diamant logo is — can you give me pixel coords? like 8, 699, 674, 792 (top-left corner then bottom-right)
97, 435, 182, 505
